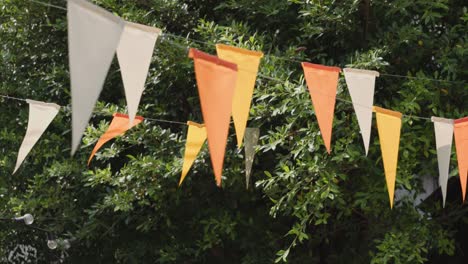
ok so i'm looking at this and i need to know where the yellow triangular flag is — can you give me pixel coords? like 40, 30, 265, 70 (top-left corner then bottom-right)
179, 121, 207, 186
216, 44, 263, 148
373, 106, 402, 209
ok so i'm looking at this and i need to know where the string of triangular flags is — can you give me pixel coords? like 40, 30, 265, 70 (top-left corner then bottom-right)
4, 0, 467, 208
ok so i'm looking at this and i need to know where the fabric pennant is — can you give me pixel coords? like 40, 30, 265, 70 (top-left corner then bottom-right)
117, 22, 161, 126
431, 117, 454, 207
454, 117, 468, 202
343, 68, 379, 155
244, 127, 260, 190
179, 121, 207, 186
68, 0, 125, 155
216, 44, 263, 148
301, 63, 341, 154
88, 113, 143, 165
373, 106, 402, 209
14, 100, 60, 174
189, 48, 238, 187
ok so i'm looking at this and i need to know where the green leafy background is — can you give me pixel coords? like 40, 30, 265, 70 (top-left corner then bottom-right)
0, 0, 467, 263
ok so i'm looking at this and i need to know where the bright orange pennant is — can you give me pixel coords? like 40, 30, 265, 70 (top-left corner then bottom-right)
373, 106, 402, 209
454, 117, 468, 202
88, 113, 143, 165
179, 121, 207, 186
189, 48, 238, 186
301, 63, 341, 154
216, 44, 263, 148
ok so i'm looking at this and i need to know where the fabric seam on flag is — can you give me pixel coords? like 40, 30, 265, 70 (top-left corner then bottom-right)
25, 99, 61, 110
113, 113, 144, 121
343, 68, 379, 77
455, 117, 468, 125
431, 117, 454, 124
68, 0, 124, 25
189, 48, 237, 71
373, 106, 403, 118
125, 21, 162, 35
302, 62, 341, 73
187, 121, 204, 128
216, 44, 264, 57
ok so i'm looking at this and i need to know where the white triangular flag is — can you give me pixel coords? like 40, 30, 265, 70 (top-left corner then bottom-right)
117, 22, 161, 125
68, 0, 125, 155
14, 100, 60, 174
244, 127, 260, 189
431, 117, 454, 207
343, 68, 379, 155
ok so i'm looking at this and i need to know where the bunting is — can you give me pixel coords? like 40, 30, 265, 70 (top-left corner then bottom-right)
302, 63, 341, 154
13, 100, 60, 174
68, 0, 125, 155
179, 121, 207, 186
244, 127, 260, 189
117, 22, 161, 126
216, 44, 263, 147
189, 48, 238, 187
88, 113, 143, 165
5, 0, 468, 207
373, 106, 402, 208
431, 117, 454, 207
343, 68, 379, 155
454, 117, 468, 202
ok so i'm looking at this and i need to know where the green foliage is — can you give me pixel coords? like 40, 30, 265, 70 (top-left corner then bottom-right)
0, 0, 467, 263
371, 230, 429, 264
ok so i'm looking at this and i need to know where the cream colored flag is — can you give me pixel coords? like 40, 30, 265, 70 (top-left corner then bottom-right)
117, 22, 161, 126
343, 68, 379, 155
68, 0, 124, 155
431, 117, 454, 207
14, 100, 60, 174
244, 127, 260, 189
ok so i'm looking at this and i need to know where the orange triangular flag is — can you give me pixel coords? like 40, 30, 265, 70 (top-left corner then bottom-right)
179, 121, 207, 186
454, 117, 468, 202
189, 48, 238, 186
373, 106, 402, 209
216, 44, 263, 148
301, 63, 341, 154
88, 113, 143, 165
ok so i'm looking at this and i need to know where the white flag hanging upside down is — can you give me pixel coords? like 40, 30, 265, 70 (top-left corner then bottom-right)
14, 100, 60, 173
